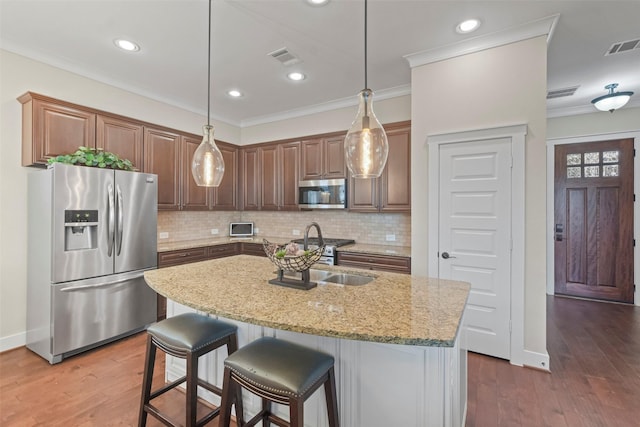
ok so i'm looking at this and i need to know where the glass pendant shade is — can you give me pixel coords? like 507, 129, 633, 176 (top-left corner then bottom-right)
345, 89, 388, 178
191, 125, 225, 187
591, 83, 634, 112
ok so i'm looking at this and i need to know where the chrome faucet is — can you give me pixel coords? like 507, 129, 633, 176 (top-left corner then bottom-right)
303, 222, 324, 250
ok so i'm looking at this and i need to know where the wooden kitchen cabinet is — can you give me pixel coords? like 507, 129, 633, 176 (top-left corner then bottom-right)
280, 141, 301, 210
348, 121, 411, 213
241, 142, 300, 211
96, 115, 144, 170
212, 143, 239, 210
181, 135, 211, 210
301, 134, 346, 180
181, 136, 238, 211
19, 92, 96, 166
241, 147, 261, 210
260, 145, 280, 211
336, 251, 411, 274
144, 127, 181, 210
240, 242, 267, 257
207, 243, 239, 259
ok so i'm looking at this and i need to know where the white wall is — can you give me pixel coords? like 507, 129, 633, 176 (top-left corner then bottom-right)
548, 107, 640, 139
410, 37, 548, 356
0, 50, 239, 350
241, 95, 411, 145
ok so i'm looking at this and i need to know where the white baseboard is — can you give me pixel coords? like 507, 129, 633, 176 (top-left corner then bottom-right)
519, 349, 550, 372
0, 331, 26, 353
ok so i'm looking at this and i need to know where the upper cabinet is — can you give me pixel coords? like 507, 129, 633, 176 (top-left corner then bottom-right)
97, 115, 143, 171
348, 121, 411, 213
240, 141, 300, 211
144, 127, 181, 210
301, 134, 346, 180
19, 93, 96, 166
212, 143, 239, 211
181, 135, 211, 211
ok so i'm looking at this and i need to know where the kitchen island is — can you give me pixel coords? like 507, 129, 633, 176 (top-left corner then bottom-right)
144, 255, 470, 427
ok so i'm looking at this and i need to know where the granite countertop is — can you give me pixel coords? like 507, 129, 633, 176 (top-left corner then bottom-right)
158, 237, 412, 258
337, 243, 411, 258
157, 236, 288, 253
144, 255, 469, 347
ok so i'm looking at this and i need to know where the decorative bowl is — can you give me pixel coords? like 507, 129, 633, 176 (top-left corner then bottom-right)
263, 239, 324, 272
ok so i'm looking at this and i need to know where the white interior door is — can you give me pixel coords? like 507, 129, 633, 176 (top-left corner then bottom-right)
438, 138, 512, 360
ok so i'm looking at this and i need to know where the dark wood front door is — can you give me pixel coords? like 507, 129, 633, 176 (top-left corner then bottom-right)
554, 139, 634, 303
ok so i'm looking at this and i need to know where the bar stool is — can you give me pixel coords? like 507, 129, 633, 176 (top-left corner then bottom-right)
218, 336, 339, 427
138, 312, 243, 427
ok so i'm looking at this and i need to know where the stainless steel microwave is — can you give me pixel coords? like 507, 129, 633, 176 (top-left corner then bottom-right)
298, 179, 346, 209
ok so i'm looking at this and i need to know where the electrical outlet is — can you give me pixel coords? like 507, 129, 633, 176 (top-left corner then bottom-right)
254, 227, 260, 234
292, 229, 300, 236
211, 228, 219, 235
159, 232, 169, 239
386, 234, 396, 242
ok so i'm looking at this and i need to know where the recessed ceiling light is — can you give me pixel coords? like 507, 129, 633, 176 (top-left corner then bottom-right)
287, 72, 306, 81
306, 0, 330, 6
456, 19, 480, 34
114, 38, 140, 52
228, 90, 243, 98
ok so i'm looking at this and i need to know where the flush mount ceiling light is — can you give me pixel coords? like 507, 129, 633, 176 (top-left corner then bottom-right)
591, 83, 634, 112
191, 0, 225, 187
287, 72, 306, 81
344, 0, 389, 179
228, 89, 243, 98
114, 38, 140, 52
456, 18, 480, 34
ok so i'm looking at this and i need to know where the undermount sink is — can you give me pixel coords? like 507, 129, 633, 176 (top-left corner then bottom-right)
282, 269, 333, 282
281, 269, 373, 286
321, 273, 374, 286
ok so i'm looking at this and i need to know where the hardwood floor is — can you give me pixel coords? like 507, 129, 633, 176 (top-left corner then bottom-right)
1, 295, 638, 426
0, 332, 237, 427
466, 295, 640, 427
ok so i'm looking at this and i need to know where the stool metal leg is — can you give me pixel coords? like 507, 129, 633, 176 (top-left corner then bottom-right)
138, 335, 157, 427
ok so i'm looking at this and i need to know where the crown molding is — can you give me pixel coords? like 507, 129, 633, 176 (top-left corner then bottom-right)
239, 85, 411, 128
404, 14, 559, 69
547, 98, 640, 118
0, 43, 241, 127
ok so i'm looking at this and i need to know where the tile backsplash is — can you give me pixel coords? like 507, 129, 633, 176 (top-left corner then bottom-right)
158, 210, 411, 247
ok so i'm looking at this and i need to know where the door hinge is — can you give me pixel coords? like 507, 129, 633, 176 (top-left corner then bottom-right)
634, 239, 636, 247
634, 194, 636, 202
509, 320, 512, 333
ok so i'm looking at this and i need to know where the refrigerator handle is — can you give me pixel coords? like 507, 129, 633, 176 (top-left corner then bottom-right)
107, 184, 115, 257
116, 185, 124, 256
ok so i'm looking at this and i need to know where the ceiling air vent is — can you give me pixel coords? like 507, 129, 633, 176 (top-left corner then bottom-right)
268, 47, 301, 66
605, 38, 640, 56
547, 86, 579, 99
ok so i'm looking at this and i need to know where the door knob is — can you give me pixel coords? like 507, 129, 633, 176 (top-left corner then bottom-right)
441, 252, 456, 259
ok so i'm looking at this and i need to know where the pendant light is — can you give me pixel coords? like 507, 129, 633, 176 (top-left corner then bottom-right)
591, 83, 634, 113
344, 0, 388, 179
192, 0, 225, 187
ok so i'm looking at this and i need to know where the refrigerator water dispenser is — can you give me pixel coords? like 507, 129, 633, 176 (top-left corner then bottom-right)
64, 210, 98, 251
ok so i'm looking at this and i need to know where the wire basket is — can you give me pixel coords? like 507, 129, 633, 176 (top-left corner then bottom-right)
263, 239, 324, 272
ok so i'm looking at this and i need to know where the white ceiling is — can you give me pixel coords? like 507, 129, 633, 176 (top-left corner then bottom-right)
1, 0, 639, 127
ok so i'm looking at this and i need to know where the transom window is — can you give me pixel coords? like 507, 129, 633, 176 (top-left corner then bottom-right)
566, 150, 619, 179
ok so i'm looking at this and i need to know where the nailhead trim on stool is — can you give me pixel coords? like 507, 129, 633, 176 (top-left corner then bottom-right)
138, 313, 243, 427
218, 336, 340, 427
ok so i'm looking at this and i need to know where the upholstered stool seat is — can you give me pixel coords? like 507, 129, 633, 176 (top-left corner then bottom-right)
218, 336, 339, 427
138, 313, 242, 427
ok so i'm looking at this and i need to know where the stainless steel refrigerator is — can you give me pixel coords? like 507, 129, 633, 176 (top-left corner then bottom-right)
27, 163, 158, 364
